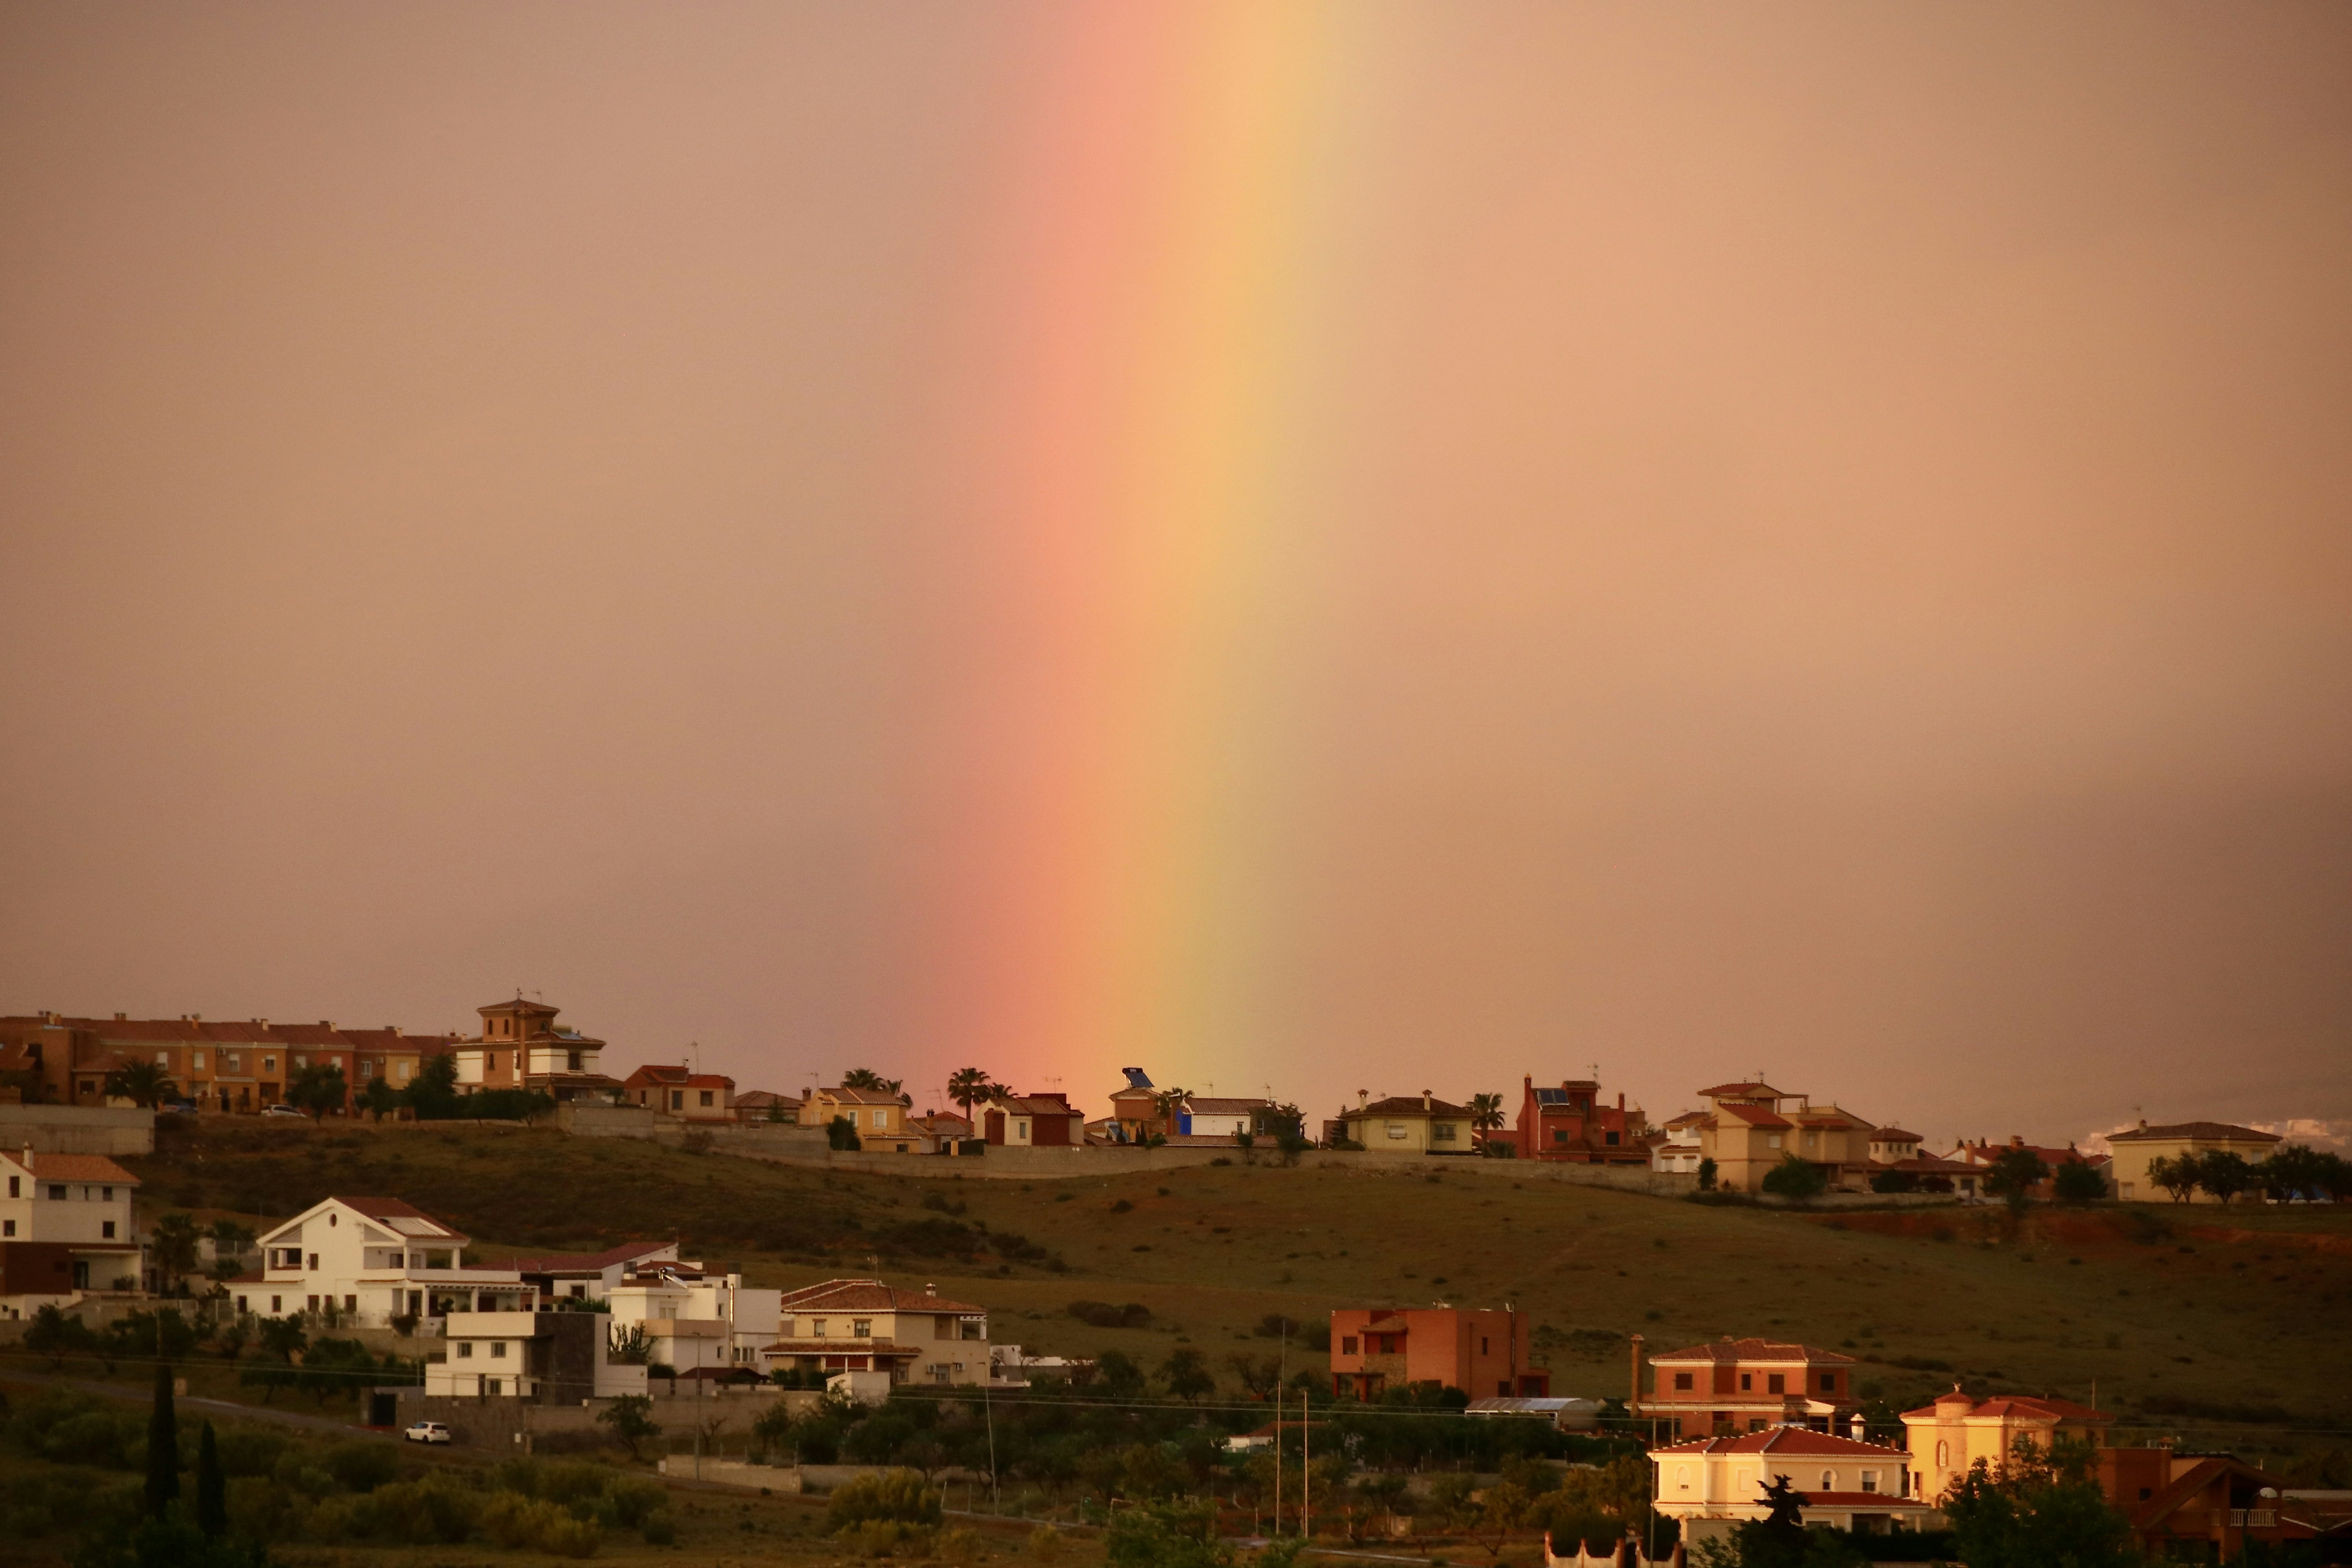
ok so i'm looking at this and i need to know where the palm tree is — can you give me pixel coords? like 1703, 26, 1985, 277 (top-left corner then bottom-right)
103, 1059, 178, 1109
840, 1067, 902, 1094
1468, 1093, 1507, 1147
946, 1068, 998, 1125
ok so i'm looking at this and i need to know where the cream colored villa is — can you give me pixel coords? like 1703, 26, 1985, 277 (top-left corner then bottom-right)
764, 1278, 989, 1387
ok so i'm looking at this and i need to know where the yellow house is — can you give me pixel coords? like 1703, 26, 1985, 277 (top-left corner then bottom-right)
767, 1278, 990, 1387
1694, 1082, 1878, 1193
804, 1087, 914, 1152
2103, 1120, 2282, 1203
1900, 1389, 2111, 1504
1339, 1092, 1474, 1154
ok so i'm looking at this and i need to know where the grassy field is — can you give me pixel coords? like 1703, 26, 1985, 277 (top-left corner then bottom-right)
120, 1120, 2352, 1455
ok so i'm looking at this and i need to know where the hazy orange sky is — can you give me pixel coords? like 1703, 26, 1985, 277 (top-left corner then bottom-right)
2, 2, 2347, 1148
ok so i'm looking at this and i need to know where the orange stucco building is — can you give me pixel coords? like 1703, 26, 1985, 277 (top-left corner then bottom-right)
1328, 1305, 1546, 1401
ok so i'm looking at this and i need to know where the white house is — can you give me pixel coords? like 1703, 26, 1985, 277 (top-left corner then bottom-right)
425, 1305, 647, 1400
242, 1195, 530, 1326
1649, 1112, 1706, 1174
505, 1241, 681, 1305
0, 1150, 144, 1315
1173, 1096, 1272, 1141
765, 1278, 989, 1387
608, 1266, 781, 1378
1650, 1425, 1935, 1544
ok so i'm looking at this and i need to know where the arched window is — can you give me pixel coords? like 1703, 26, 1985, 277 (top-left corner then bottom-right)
1676, 1466, 1690, 1491
1936, 1441, 1949, 1468
1820, 1470, 1835, 1491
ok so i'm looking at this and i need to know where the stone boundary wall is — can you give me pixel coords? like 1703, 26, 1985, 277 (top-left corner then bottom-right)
0, 1104, 154, 1156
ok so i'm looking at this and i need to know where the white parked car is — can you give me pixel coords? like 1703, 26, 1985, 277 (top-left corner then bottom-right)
403, 1421, 452, 1445
260, 1104, 306, 1118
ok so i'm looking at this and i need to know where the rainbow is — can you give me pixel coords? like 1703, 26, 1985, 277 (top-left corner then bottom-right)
911, 4, 1365, 1102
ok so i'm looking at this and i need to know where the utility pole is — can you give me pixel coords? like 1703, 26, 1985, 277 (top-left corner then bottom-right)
1301, 1389, 1310, 1540
1272, 1383, 1282, 1538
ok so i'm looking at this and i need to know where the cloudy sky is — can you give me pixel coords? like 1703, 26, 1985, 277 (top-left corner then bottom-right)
3, 2, 2347, 1147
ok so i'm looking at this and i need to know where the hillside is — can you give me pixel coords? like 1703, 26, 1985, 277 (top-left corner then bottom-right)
125, 1121, 2352, 1456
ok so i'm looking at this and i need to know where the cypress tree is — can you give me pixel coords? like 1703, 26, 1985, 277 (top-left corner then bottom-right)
145, 1359, 180, 1515
196, 1419, 227, 1537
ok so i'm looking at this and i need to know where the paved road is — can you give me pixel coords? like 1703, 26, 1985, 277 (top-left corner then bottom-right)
0, 1365, 389, 1439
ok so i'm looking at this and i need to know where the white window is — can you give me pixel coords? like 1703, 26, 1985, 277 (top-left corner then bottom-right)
1768, 1134, 1782, 1149
1434, 1123, 1457, 1141
853, 1319, 872, 1338
1861, 1471, 1878, 1494
871, 1109, 887, 1127
1676, 1466, 1691, 1491
1820, 1470, 1835, 1491
1386, 1121, 1406, 1140
263, 1056, 276, 1072
491, 1342, 507, 1359
1016, 1120, 1029, 1139
155, 1051, 168, 1066
193, 1052, 206, 1070
810, 1319, 827, 1338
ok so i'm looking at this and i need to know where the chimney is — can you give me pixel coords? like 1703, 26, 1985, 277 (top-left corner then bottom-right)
1617, 1092, 1625, 1111
114, 1013, 127, 1023
1421, 1089, 1432, 1111
1849, 1412, 1868, 1442
1357, 1089, 1368, 1109
1628, 1333, 1644, 1416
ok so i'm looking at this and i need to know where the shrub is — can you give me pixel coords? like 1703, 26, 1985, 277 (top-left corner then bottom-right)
1031, 1524, 1067, 1563
1760, 1154, 1829, 1202
2053, 1161, 2107, 1205
481, 1489, 602, 1554
828, 1469, 944, 1533
641, 1510, 678, 1545
1067, 1301, 1152, 1329
364, 1472, 483, 1544
843, 1519, 937, 1557
938, 1525, 986, 1562
324, 1439, 401, 1493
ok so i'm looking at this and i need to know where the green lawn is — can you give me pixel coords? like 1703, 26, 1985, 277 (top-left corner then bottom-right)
121, 1122, 2352, 1461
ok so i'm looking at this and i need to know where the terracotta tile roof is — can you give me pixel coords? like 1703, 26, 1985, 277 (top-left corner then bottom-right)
627, 1065, 693, 1086
995, 1095, 1081, 1116
777, 1278, 985, 1314
1649, 1428, 1906, 1458
1900, 1392, 2109, 1422
3, 1152, 140, 1184
1652, 1338, 1855, 1367
2105, 1120, 2281, 1144
1714, 1105, 1793, 1129
1795, 1491, 1933, 1508
1183, 1097, 1270, 1115
1361, 1316, 1411, 1334
1352, 1096, 1468, 1117
814, 1087, 906, 1106
1699, 1082, 1785, 1100
1871, 1128, 1923, 1142
500, 1241, 677, 1274
332, 1196, 467, 1240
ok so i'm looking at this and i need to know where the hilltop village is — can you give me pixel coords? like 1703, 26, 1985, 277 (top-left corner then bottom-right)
2, 997, 2345, 1565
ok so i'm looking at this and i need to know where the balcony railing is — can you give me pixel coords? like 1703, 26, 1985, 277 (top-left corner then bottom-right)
2218, 1509, 2277, 1528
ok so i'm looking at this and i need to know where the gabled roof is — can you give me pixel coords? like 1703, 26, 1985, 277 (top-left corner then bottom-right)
1699, 1082, 1784, 1100
294, 1196, 468, 1243
1649, 1427, 1907, 1458
776, 1278, 985, 1314
2132, 1455, 2281, 1534
1351, 1095, 1468, 1117
625, 1064, 693, 1086
1872, 1128, 1923, 1142
2105, 1121, 2281, 1145
813, 1086, 904, 1105
500, 1241, 678, 1274
1651, 1338, 1854, 1367
1713, 1104, 1793, 1129
2, 1151, 139, 1184
1183, 1097, 1269, 1115
1901, 1392, 2109, 1422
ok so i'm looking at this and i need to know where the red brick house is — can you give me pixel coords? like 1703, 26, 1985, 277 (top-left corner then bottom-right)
1328, 1305, 1546, 1400
1486, 1075, 1651, 1163
1642, 1337, 1860, 1436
